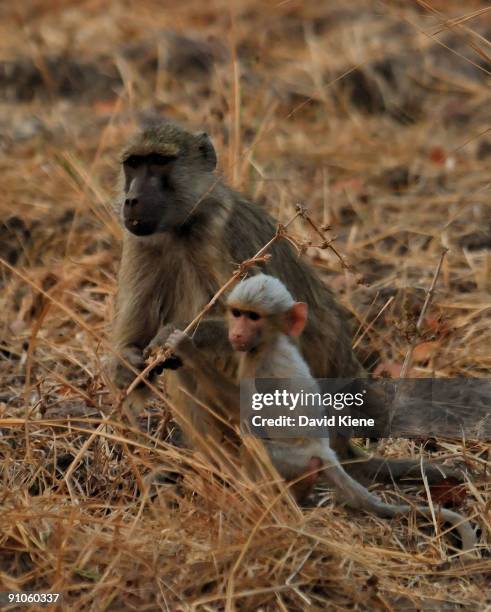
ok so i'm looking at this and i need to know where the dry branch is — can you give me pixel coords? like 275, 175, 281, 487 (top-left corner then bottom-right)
400, 249, 449, 378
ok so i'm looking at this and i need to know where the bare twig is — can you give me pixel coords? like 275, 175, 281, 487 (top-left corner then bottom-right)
352, 295, 395, 350
399, 249, 449, 378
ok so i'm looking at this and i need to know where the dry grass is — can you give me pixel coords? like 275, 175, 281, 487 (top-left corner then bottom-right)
0, 0, 490, 609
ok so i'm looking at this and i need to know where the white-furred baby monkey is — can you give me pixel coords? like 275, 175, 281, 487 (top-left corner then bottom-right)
166, 274, 476, 553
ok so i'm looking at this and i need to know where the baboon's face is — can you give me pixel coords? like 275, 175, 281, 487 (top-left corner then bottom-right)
120, 125, 217, 237
122, 152, 178, 236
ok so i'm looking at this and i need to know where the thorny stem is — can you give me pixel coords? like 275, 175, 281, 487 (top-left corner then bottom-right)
182, 216, 298, 334
295, 203, 353, 271
399, 248, 448, 378
126, 210, 302, 395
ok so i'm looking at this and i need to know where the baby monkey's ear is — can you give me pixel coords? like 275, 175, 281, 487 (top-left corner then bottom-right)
287, 302, 308, 337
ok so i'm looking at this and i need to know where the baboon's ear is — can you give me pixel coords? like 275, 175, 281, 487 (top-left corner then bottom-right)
196, 131, 217, 170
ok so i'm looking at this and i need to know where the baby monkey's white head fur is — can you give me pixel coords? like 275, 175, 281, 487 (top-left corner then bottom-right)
226, 274, 308, 353
227, 274, 295, 315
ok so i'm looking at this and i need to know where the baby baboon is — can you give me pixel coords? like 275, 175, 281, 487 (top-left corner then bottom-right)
165, 274, 476, 552
111, 120, 462, 485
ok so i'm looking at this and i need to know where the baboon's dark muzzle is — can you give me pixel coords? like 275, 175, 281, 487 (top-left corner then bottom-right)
124, 217, 159, 236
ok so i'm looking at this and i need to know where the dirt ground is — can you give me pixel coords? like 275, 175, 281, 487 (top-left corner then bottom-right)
0, 1, 490, 609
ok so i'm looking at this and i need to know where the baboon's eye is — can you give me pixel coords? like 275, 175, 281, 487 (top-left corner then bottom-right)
124, 155, 141, 168
248, 311, 261, 321
231, 308, 242, 318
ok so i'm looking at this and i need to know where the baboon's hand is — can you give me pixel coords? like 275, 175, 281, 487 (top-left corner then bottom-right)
144, 324, 175, 357
165, 329, 195, 359
111, 346, 145, 389
143, 324, 183, 371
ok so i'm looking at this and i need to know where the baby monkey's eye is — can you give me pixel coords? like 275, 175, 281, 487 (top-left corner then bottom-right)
231, 308, 242, 318
248, 311, 261, 321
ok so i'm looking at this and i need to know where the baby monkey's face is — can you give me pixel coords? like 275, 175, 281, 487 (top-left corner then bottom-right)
227, 307, 266, 352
